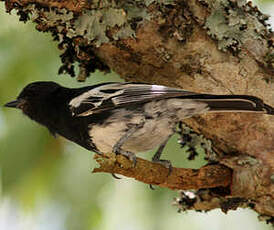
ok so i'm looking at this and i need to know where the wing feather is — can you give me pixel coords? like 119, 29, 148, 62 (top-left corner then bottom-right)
69, 83, 196, 116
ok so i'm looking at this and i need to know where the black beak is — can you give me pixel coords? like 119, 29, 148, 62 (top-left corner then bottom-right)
4, 100, 21, 108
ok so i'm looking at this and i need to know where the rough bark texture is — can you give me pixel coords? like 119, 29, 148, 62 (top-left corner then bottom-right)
2, 0, 274, 221
93, 153, 232, 190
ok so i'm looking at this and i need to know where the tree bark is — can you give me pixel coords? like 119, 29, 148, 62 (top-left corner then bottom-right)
2, 0, 274, 220
93, 153, 232, 190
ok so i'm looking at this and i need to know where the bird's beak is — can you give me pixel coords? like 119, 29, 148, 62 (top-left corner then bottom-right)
4, 99, 21, 108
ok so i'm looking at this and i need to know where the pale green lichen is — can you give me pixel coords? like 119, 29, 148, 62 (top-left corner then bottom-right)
178, 123, 217, 162
123, 3, 151, 20
25, 5, 74, 28
9, 0, 180, 79
144, 0, 176, 6
67, 1, 155, 46
203, 0, 270, 52
20, 1, 158, 48
64, 0, 176, 47
112, 24, 135, 41
69, 9, 128, 46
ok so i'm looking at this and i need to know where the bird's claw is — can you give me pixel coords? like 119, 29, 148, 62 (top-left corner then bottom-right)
149, 184, 155, 190
113, 148, 137, 167
112, 173, 121, 179
152, 159, 173, 176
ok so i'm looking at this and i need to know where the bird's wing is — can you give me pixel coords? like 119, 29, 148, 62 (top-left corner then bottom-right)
69, 82, 196, 116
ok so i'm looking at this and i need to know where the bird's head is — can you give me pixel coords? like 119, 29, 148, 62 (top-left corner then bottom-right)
4, 81, 62, 119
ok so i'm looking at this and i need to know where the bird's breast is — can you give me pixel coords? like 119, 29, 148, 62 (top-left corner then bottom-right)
88, 107, 175, 154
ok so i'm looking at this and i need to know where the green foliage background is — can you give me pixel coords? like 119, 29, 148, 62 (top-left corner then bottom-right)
0, 2, 273, 230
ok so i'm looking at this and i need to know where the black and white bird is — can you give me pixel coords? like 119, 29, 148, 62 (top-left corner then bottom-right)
4, 81, 274, 169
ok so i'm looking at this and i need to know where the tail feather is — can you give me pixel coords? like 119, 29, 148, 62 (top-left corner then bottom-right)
181, 94, 274, 114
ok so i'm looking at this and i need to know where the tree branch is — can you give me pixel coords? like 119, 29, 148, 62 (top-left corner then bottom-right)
93, 154, 232, 190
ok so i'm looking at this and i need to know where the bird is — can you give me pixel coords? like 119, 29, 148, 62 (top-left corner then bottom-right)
4, 81, 274, 171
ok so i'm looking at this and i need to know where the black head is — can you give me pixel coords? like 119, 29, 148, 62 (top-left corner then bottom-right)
4, 81, 98, 150
4, 81, 62, 116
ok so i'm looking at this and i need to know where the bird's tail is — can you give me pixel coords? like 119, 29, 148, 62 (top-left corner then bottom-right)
183, 94, 274, 115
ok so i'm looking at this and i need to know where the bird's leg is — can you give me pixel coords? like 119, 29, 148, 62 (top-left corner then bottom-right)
149, 136, 173, 190
113, 120, 145, 167
152, 136, 173, 175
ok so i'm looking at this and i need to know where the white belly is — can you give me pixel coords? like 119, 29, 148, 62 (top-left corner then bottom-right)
89, 116, 174, 154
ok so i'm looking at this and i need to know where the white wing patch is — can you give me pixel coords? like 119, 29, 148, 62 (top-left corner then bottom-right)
151, 85, 166, 90
69, 83, 125, 109
69, 83, 170, 109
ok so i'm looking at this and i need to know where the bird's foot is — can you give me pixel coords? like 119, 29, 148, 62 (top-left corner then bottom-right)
152, 159, 173, 176
113, 147, 137, 167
